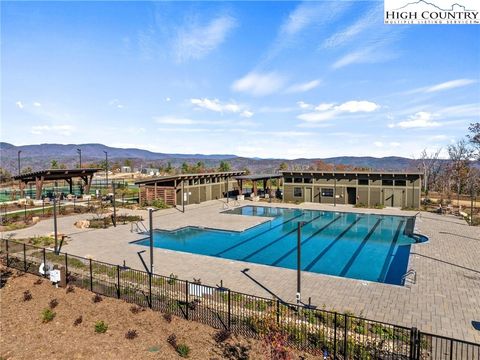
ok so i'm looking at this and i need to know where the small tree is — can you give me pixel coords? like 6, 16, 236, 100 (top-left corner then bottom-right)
50, 160, 59, 169
468, 122, 480, 160
218, 161, 231, 172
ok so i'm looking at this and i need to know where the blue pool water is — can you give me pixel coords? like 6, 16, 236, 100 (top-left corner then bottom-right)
135, 206, 426, 285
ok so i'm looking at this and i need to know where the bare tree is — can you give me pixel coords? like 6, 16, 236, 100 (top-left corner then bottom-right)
447, 139, 472, 207
418, 148, 442, 195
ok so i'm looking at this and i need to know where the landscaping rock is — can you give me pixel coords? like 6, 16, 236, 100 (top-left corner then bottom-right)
74, 220, 90, 229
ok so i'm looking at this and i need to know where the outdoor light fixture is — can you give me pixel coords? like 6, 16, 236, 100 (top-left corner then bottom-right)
77, 148, 82, 168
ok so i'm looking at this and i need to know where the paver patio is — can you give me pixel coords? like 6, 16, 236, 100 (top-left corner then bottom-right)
2, 199, 479, 343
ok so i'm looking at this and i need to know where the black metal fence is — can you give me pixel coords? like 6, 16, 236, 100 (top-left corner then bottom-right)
1, 238, 478, 359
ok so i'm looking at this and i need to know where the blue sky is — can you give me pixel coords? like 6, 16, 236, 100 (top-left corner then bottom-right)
2, 1, 479, 159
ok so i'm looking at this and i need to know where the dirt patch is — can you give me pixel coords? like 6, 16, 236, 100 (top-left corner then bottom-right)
0, 267, 315, 359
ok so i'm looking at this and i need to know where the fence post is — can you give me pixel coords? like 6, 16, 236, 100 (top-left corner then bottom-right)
334, 312, 338, 360
23, 243, 27, 272
276, 299, 280, 325
89, 258, 93, 291
148, 271, 152, 309
227, 289, 231, 331
344, 313, 348, 359
410, 327, 418, 360
449, 338, 454, 360
43, 248, 47, 278
5, 239, 9, 267
117, 265, 121, 299
65, 253, 68, 284
185, 280, 189, 320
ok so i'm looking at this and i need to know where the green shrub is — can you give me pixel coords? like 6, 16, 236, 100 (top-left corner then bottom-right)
176, 343, 191, 358
94, 320, 108, 333
41, 308, 55, 323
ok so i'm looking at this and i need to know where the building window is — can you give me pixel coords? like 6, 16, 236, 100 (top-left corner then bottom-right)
382, 180, 393, 186
294, 178, 303, 183
358, 179, 369, 185
304, 178, 313, 183
294, 187, 303, 197
321, 188, 334, 197
285, 177, 293, 183
395, 180, 406, 186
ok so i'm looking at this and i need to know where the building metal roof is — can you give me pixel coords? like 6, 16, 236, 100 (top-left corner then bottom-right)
13, 168, 102, 182
281, 170, 423, 176
135, 171, 245, 185
235, 174, 283, 181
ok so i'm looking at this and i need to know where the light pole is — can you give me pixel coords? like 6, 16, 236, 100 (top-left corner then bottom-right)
112, 182, 116, 227
296, 221, 303, 304
333, 165, 337, 207
53, 195, 58, 254
148, 207, 159, 275
17, 150, 22, 176
103, 151, 109, 189
77, 148, 82, 169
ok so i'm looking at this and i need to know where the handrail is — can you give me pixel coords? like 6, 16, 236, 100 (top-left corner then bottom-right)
402, 269, 416, 285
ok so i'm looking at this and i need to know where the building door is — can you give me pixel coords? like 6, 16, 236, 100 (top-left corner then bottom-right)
393, 189, 404, 207
383, 188, 394, 207
347, 187, 357, 205
305, 188, 312, 202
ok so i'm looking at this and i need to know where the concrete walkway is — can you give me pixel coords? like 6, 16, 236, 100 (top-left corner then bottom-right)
2, 200, 479, 343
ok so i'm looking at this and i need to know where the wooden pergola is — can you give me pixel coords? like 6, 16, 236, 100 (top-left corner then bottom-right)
13, 168, 101, 199
235, 174, 283, 196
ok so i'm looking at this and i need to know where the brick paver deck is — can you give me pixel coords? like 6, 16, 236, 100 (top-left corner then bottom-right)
3, 200, 479, 343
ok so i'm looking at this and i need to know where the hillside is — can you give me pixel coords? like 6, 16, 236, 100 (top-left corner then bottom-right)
0, 142, 428, 173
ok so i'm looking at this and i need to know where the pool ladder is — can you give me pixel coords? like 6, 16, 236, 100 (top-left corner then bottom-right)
130, 220, 148, 233
402, 269, 417, 286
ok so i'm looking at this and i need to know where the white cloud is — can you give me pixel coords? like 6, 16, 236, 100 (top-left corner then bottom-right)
190, 98, 253, 117
33, 102, 42, 107
298, 100, 380, 123
406, 79, 477, 95
165, 97, 171, 102
323, 5, 382, 49
240, 110, 254, 118
332, 45, 398, 69
232, 72, 286, 96
285, 79, 321, 93
374, 141, 383, 147
30, 125, 75, 136
425, 79, 476, 93
15, 101, 24, 109
315, 103, 335, 111
389, 142, 401, 147
297, 101, 313, 110
389, 112, 441, 129
175, 15, 237, 62
334, 100, 379, 113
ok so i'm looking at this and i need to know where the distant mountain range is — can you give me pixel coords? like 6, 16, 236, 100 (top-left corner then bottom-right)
0, 142, 459, 174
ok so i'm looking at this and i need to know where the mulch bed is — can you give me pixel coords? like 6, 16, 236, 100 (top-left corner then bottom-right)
0, 266, 315, 359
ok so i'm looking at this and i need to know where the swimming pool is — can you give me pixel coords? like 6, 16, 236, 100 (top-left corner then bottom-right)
135, 206, 426, 285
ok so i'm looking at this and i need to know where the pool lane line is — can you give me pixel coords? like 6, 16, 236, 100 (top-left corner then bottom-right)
241, 213, 325, 261
270, 215, 342, 266
304, 216, 364, 272
377, 220, 405, 282
214, 212, 305, 257
338, 218, 383, 277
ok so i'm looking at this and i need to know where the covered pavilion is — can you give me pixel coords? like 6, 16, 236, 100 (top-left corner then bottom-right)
13, 168, 101, 199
